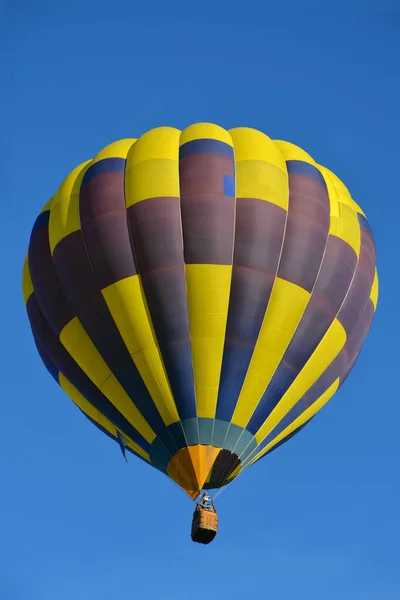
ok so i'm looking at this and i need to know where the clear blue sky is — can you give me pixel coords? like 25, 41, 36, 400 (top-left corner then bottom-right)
2, 1, 399, 598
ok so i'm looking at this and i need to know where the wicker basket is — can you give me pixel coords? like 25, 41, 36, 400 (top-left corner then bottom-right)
191, 506, 218, 544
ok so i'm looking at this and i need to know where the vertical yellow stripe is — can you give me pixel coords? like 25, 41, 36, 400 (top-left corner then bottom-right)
232, 279, 310, 427
48, 161, 90, 254
179, 124, 236, 420
222, 131, 290, 427
186, 264, 232, 419
102, 276, 179, 425
229, 128, 288, 208
124, 126, 181, 206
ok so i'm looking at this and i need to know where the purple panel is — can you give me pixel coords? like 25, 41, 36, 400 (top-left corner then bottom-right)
338, 228, 376, 336
128, 197, 184, 271
283, 235, 358, 371
127, 197, 196, 420
179, 154, 234, 195
246, 191, 354, 431
278, 173, 330, 291
296, 297, 375, 413
233, 198, 287, 271
340, 299, 375, 382
311, 236, 358, 314
28, 210, 75, 336
53, 231, 99, 307
139, 267, 190, 343
179, 154, 236, 265
53, 230, 168, 435
53, 231, 130, 370
80, 171, 137, 288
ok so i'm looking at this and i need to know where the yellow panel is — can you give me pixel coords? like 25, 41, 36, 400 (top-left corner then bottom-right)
319, 165, 340, 236
126, 126, 181, 165
273, 140, 316, 164
322, 166, 365, 216
125, 127, 180, 206
229, 128, 287, 171
102, 275, 179, 425
179, 122, 233, 146
370, 268, 379, 309
320, 167, 361, 255
60, 317, 156, 443
229, 128, 289, 209
59, 373, 150, 461
232, 278, 311, 427
337, 201, 361, 256
93, 138, 137, 161
22, 255, 34, 304
125, 159, 179, 205
185, 264, 232, 419
250, 378, 340, 465
255, 318, 346, 444
49, 160, 91, 253
167, 445, 220, 492
234, 161, 289, 209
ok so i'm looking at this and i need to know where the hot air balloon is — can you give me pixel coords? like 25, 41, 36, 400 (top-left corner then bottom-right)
22, 123, 378, 544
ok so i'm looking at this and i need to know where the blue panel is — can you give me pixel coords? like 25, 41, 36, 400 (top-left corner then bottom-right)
31, 209, 50, 233
156, 421, 186, 456
197, 418, 213, 445
114, 361, 168, 437
211, 419, 230, 447
286, 160, 327, 188
358, 212, 373, 236
182, 418, 199, 445
223, 424, 244, 452
162, 344, 197, 420
149, 418, 258, 473
223, 174, 235, 197
216, 344, 256, 421
232, 427, 257, 460
179, 138, 234, 159
149, 437, 172, 472
82, 157, 126, 185
247, 363, 297, 434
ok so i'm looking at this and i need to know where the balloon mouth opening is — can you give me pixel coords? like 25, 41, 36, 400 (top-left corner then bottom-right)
166, 446, 241, 499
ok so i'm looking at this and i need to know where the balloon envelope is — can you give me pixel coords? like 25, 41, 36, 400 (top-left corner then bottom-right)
23, 123, 378, 499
